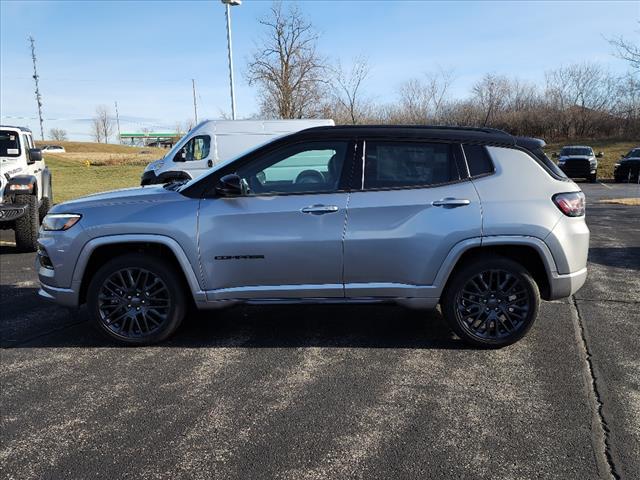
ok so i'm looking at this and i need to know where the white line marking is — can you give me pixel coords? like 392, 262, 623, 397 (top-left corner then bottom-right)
0, 240, 16, 246
598, 182, 612, 189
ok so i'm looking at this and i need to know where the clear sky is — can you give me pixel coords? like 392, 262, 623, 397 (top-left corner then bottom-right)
1, 0, 638, 140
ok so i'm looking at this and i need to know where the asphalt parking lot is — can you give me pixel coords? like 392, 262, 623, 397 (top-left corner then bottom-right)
1, 182, 639, 480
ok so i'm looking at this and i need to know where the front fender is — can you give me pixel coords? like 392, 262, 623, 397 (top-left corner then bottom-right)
69, 234, 206, 304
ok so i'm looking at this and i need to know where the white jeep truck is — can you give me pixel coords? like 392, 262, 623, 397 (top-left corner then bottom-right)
0, 126, 53, 252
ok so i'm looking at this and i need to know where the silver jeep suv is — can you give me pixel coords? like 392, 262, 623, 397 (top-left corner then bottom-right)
37, 126, 589, 347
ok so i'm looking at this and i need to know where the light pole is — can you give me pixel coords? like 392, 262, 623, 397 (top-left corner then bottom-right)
221, 0, 241, 120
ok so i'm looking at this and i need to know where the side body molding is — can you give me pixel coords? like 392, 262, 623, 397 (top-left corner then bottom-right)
70, 234, 207, 304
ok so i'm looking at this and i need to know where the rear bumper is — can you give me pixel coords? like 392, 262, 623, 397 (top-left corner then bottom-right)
548, 267, 588, 300
0, 203, 28, 223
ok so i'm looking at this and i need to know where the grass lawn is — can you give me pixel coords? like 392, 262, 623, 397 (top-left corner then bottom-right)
37, 141, 165, 204
37, 139, 638, 205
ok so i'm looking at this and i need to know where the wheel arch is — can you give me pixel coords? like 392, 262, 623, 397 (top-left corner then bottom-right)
437, 236, 556, 301
74, 235, 204, 305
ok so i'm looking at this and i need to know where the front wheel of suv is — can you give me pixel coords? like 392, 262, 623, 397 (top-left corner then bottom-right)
588, 172, 598, 183
87, 254, 187, 345
441, 256, 540, 348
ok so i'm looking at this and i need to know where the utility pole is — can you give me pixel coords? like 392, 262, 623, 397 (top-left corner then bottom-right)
114, 101, 122, 144
192, 79, 198, 125
28, 36, 44, 140
221, 0, 241, 120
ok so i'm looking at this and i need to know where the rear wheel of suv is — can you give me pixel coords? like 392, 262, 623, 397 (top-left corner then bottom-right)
14, 194, 39, 252
87, 254, 187, 345
442, 256, 540, 348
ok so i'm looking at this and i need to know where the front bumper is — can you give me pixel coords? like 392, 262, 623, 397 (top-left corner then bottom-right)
0, 203, 28, 223
558, 162, 596, 179
38, 282, 80, 307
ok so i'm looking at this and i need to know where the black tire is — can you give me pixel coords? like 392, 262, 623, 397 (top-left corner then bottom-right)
87, 253, 187, 345
14, 194, 39, 252
39, 195, 52, 220
589, 172, 597, 183
441, 255, 540, 348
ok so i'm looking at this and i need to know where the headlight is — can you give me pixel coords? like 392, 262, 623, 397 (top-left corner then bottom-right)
42, 213, 82, 231
9, 183, 33, 191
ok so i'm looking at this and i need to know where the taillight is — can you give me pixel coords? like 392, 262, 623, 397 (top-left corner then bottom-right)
553, 192, 585, 217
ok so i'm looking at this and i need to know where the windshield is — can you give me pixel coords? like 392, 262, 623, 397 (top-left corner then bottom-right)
0, 130, 21, 157
626, 148, 640, 158
561, 147, 592, 156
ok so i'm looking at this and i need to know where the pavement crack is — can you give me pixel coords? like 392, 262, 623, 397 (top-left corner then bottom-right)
570, 295, 620, 480
1, 319, 87, 349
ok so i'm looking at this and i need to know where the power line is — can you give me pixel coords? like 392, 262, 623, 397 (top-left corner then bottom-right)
28, 36, 44, 141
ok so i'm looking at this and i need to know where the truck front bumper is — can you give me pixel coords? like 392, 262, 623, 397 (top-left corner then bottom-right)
0, 203, 28, 223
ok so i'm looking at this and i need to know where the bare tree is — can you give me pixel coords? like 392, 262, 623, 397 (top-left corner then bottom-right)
91, 118, 103, 143
608, 22, 640, 70
48, 128, 67, 141
472, 74, 511, 126
396, 68, 454, 124
92, 105, 115, 143
246, 2, 328, 119
331, 56, 371, 124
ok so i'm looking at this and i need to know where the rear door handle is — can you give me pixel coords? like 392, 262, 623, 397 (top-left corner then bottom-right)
432, 198, 471, 207
301, 204, 339, 215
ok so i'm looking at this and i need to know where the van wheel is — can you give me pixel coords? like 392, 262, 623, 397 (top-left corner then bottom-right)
442, 256, 540, 348
87, 254, 187, 345
14, 194, 39, 252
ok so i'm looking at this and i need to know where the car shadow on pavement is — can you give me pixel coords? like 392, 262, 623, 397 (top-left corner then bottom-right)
588, 247, 640, 271
1, 284, 467, 350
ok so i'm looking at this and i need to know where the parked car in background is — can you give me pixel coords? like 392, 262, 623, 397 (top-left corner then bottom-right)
140, 119, 335, 186
0, 126, 53, 251
553, 146, 601, 182
41, 145, 66, 153
614, 147, 640, 183
38, 125, 589, 348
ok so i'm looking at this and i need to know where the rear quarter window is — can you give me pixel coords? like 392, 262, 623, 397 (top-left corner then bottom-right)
462, 144, 494, 177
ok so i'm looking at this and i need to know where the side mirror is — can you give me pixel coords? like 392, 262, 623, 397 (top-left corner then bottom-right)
552, 152, 558, 158
215, 174, 243, 197
174, 149, 186, 162
596, 152, 603, 158
28, 148, 42, 164
621, 154, 625, 158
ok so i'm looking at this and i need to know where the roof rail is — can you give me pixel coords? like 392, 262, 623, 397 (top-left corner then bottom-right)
305, 124, 511, 135
0, 125, 33, 133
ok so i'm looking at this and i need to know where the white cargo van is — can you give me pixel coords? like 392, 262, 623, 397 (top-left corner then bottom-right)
140, 119, 334, 185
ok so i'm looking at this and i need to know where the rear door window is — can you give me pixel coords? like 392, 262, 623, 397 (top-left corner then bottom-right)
363, 141, 459, 189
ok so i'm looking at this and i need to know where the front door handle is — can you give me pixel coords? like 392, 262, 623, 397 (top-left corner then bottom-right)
432, 198, 471, 207
301, 204, 339, 215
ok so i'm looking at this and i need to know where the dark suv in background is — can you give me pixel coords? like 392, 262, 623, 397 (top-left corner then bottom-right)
554, 146, 601, 182
614, 148, 640, 183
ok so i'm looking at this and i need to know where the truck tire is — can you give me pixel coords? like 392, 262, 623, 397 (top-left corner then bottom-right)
39, 196, 52, 220
14, 194, 39, 252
